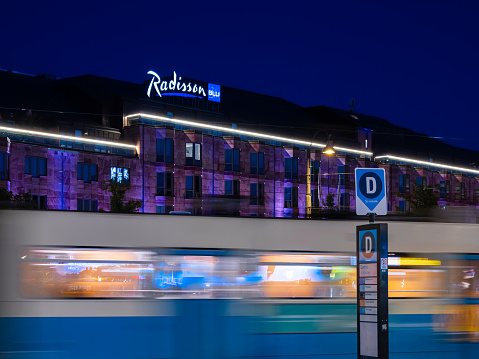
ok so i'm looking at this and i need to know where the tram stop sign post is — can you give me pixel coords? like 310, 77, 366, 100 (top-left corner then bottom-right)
355, 168, 388, 359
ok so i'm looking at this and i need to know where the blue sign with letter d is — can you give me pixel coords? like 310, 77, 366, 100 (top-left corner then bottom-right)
355, 168, 387, 215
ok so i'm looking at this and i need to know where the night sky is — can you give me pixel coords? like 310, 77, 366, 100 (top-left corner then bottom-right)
2, 1, 478, 151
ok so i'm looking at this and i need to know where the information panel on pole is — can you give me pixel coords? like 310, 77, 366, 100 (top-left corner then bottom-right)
356, 223, 388, 359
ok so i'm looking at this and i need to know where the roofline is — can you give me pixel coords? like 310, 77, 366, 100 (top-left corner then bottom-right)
124, 113, 373, 156
375, 155, 479, 175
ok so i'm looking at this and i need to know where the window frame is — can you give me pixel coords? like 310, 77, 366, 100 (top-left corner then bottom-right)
156, 172, 174, 196
398, 199, 409, 212
310, 160, 320, 183
156, 205, 173, 214
399, 174, 410, 194
416, 176, 427, 187
225, 179, 240, 196
186, 142, 202, 166
77, 198, 98, 212
31, 194, 47, 210
250, 182, 264, 205
225, 149, 240, 172
284, 186, 298, 208
284, 157, 298, 179
439, 180, 450, 199
186, 175, 202, 199
25, 156, 47, 178
77, 163, 98, 183
156, 138, 174, 163
250, 152, 264, 175
0, 152, 6, 180
338, 165, 350, 186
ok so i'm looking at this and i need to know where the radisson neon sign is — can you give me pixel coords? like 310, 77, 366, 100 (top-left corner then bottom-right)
147, 70, 221, 102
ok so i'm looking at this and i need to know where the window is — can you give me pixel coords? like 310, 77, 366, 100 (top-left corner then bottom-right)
60, 132, 73, 148
186, 207, 202, 215
250, 183, 264, 205
398, 200, 409, 212
156, 205, 173, 214
0, 152, 6, 180
440, 180, 450, 199
339, 193, 350, 209
110, 167, 130, 184
285, 157, 298, 179
399, 174, 410, 194
25, 157, 47, 178
186, 143, 201, 166
284, 187, 298, 208
77, 163, 98, 183
31, 195, 47, 210
250, 152, 264, 175
186, 175, 202, 199
77, 198, 98, 212
338, 165, 350, 185
225, 180, 240, 195
416, 176, 427, 186
157, 172, 174, 196
20, 247, 153, 298
310, 160, 320, 183
455, 182, 465, 200
225, 149, 240, 171
156, 138, 174, 163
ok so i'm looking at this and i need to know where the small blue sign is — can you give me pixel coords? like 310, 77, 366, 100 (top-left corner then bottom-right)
208, 83, 221, 102
359, 229, 377, 263
111, 166, 130, 184
355, 168, 387, 215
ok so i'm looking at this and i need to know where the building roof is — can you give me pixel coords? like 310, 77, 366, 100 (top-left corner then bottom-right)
1, 69, 478, 167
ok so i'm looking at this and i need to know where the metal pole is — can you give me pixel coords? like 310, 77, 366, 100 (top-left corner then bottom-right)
318, 165, 321, 207
328, 156, 330, 195
306, 149, 311, 219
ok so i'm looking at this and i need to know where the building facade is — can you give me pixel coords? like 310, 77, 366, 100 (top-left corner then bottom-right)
0, 70, 478, 217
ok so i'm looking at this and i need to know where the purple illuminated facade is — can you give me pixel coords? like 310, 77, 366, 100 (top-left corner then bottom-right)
0, 70, 478, 217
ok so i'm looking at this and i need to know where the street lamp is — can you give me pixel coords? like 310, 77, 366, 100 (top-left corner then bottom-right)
306, 133, 335, 218
323, 139, 335, 155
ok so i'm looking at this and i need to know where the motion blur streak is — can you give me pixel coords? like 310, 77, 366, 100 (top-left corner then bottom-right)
0, 210, 478, 358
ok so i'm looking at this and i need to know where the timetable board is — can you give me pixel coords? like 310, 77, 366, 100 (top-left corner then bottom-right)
356, 223, 389, 359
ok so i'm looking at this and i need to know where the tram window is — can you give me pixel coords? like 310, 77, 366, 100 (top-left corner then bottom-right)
387, 254, 447, 298
388, 269, 446, 298
256, 253, 356, 298
448, 259, 478, 298
20, 248, 154, 298
151, 253, 258, 298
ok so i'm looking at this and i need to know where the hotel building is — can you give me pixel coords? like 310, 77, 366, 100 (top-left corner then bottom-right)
0, 69, 478, 217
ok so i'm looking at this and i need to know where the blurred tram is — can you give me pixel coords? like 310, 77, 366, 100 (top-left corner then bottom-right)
0, 210, 478, 359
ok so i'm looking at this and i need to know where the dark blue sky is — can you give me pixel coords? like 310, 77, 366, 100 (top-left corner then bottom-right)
2, 1, 478, 151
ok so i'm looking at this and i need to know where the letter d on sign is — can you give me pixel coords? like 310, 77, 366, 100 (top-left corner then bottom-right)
366, 236, 372, 253
366, 177, 376, 194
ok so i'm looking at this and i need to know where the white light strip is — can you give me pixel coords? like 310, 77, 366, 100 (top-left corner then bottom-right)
125, 113, 373, 156
0, 126, 137, 151
375, 155, 479, 175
